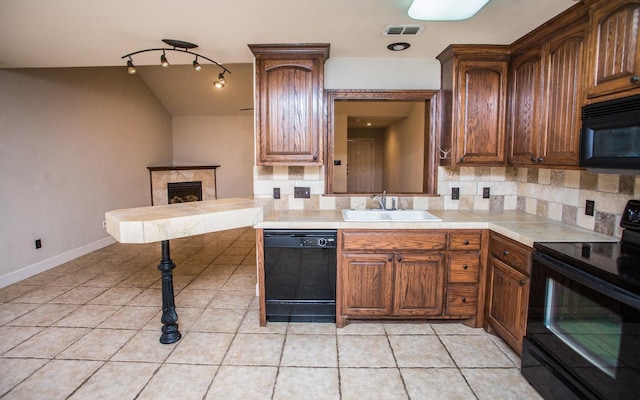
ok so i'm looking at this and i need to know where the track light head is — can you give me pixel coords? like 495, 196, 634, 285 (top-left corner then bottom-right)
192, 58, 202, 71
127, 59, 136, 75
160, 51, 169, 67
218, 72, 226, 85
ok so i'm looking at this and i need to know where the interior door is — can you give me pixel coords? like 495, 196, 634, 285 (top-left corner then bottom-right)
347, 138, 374, 193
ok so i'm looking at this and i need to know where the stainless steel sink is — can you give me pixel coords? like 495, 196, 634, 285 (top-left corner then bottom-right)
341, 209, 442, 222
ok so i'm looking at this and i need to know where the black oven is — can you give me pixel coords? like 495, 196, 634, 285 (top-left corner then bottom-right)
522, 200, 640, 399
580, 94, 640, 173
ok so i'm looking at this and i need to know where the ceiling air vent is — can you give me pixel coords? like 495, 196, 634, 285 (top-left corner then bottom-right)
383, 25, 425, 36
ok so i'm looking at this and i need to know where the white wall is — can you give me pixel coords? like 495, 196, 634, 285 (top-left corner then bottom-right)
172, 115, 254, 198
0, 67, 172, 286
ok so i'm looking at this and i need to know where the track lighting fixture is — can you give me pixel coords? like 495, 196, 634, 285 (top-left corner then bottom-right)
160, 51, 169, 67
192, 57, 202, 71
127, 58, 136, 75
121, 39, 231, 88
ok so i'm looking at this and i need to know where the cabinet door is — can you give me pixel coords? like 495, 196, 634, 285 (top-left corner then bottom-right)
486, 256, 530, 354
455, 60, 508, 164
587, 0, 640, 98
393, 253, 445, 316
341, 253, 393, 316
257, 58, 321, 164
541, 26, 585, 166
508, 48, 544, 165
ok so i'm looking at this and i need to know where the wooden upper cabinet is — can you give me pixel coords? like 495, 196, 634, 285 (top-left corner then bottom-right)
249, 44, 329, 165
508, 47, 544, 165
586, 0, 640, 98
437, 45, 510, 166
508, 18, 586, 167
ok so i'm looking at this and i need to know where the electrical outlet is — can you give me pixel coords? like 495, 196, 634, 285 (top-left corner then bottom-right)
273, 187, 280, 199
585, 200, 595, 216
452, 187, 460, 200
483, 187, 490, 199
35, 239, 42, 249
294, 186, 311, 199
102, 220, 107, 229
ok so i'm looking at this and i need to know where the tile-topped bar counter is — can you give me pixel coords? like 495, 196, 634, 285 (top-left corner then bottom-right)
105, 197, 273, 344
254, 209, 617, 246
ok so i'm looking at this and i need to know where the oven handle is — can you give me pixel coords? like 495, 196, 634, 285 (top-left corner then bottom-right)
533, 250, 640, 310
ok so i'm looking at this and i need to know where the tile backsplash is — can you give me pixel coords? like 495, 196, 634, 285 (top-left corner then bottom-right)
253, 165, 640, 238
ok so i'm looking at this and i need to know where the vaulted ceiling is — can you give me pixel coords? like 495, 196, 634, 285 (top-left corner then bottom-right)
0, 0, 577, 115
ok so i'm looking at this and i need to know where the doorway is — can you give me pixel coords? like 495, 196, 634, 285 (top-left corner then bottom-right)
347, 138, 375, 193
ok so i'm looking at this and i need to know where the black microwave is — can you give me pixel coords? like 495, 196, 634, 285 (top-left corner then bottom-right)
580, 94, 640, 174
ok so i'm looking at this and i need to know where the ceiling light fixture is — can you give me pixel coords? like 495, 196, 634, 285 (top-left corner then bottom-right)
192, 57, 202, 71
408, 0, 491, 21
121, 39, 231, 88
387, 42, 411, 51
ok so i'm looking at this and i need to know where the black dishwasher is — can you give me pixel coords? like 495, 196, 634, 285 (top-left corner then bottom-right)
264, 230, 337, 322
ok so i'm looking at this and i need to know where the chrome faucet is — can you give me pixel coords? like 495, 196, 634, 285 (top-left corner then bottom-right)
371, 191, 387, 209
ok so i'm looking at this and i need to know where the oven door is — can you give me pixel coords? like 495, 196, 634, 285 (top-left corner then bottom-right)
524, 250, 640, 400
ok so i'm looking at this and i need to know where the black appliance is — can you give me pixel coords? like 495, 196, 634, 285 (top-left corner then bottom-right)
580, 94, 640, 174
263, 229, 337, 322
522, 200, 640, 399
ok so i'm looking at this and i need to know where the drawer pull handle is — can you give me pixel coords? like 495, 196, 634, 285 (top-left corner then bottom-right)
463, 240, 469, 245
463, 264, 468, 270
503, 250, 509, 256
519, 279, 526, 286
461, 297, 467, 303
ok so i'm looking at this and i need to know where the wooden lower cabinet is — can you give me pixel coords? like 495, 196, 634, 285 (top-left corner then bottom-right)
337, 229, 485, 328
485, 232, 532, 355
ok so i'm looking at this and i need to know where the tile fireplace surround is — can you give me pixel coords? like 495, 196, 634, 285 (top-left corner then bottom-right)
148, 166, 219, 206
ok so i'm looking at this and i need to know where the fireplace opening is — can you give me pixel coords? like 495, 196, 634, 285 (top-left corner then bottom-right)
167, 181, 203, 204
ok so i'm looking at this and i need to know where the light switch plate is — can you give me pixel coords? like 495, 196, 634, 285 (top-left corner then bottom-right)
452, 187, 460, 200
294, 187, 310, 198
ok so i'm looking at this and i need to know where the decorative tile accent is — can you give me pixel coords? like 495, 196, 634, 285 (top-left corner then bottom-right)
288, 166, 304, 180
550, 170, 564, 186
620, 175, 635, 195
536, 200, 548, 218
579, 171, 598, 190
595, 212, 616, 236
527, 168, 539, 183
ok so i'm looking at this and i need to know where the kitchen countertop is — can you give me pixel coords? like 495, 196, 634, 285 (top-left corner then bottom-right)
255, 209, 618, 247
105, 197, 273, 243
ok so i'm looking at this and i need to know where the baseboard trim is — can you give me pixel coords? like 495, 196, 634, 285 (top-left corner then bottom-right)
0, 236, 117, 288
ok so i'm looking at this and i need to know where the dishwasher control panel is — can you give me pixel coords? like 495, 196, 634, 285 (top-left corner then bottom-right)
264, 230, 337, 248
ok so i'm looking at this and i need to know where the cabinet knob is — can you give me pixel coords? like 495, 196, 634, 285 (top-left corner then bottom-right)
461, 297, 467, 303
503, 250, 509, 256
537, 157, 543, 163
631, 75, 639, 83
530, 157, 536, 162
388, 255, 393, 262
463, 264, 468, 270
312, 154, 318, 161
519, 279, 526, 286
397, 255, 402, 262
463, 240, 469, 245
458, 157, 464, 163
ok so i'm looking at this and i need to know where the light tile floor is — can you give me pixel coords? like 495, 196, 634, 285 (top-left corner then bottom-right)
0, 227, 543, 399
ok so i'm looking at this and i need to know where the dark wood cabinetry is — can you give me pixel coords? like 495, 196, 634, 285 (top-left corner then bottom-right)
249, 44, 329, 165
586, 0, 640, 99
485, 232, 532, 355
508, 17, 586, 167
338, 229, 485, 328
437, 45, 510, 166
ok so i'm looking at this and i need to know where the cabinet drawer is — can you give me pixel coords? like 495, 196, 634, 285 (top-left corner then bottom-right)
489, 233, 531, 275
449, 232, 481, 251
446, 286, 478, 316
342, 231, 447, 252
448, 254, 480, 283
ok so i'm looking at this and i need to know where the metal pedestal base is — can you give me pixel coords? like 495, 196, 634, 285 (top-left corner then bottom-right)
157, 240, 181, 344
